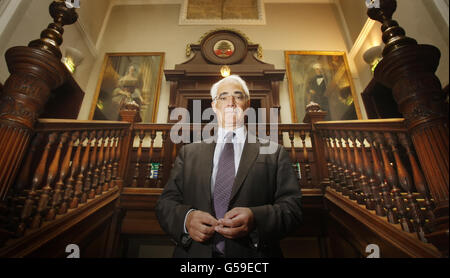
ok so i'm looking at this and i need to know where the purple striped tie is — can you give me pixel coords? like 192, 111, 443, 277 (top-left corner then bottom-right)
213, 132, 235, 254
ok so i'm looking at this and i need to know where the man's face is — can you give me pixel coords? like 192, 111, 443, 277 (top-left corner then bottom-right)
212, 81, 250, 130
314, 67, 322, 75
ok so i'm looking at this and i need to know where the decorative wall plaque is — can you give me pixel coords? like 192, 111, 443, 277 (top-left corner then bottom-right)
201, 30, 247, 65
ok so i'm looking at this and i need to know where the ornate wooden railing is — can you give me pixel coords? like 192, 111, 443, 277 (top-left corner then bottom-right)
124, 123, 316, 190
0, 120, 129, 256
316, 120, 437, 245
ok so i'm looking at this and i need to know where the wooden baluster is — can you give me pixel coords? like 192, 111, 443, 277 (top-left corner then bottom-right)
111, 131, 119, 186
342, 131, 357, 199
277, 128, 283, 145
333, 132, 346, 193
145, 130, 156, 188
361, 132, 385, 216
157, 130, 167, 188
373, 132, 398, 224
113, 130, 125, 188
59, 132, 78, 214
96, 130, 107, 194
132, 130, 144, 187
365, 131, 391, 219
3, 133, 42, 236
355, 131, 377, 212
108, 130, 118, 189
93, 131, 103, 196
46, 132, 68, 221
401, 170, 429, 242
105, 130, 115, 191
288, 130, 300, 182
14, 134, 44, 195
16, 133, 44, 236
398, 133, 435, 233
347, 131, 365, 205
336, 131, 351, 197
75, 131, 88, 204
300, 130, 311, 187
87, 131, 98, 198
30, 133, 57, 229
113, 130, 121, 188
79, 131, 94, 203
69, 132, 85, 209
384, 132, 416, 234
322, 130, 335, 189
84, 131, 96, 200
101, 130, 111, 192
288, 130, 296, 163
329, 131, 341, 191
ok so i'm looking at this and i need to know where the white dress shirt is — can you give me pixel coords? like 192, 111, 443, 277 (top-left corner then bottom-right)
210, 125, 246, 195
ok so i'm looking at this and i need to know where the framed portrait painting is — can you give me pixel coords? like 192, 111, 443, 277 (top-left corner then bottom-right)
89, 52, 165, 122
285, 51, 362, 122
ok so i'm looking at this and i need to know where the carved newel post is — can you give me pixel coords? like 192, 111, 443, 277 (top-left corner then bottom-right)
367, 0, 448, 256
0, 1, 78, 200
303, 102, 328, 190
118, 102, 142, 186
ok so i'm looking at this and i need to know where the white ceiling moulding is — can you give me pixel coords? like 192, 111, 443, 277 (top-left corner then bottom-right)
95, 0, 114, 51
0, 0, 18, 40
179, 0, 266, 26
332, 0, 353, 52
349, 18, 377, 60
75, 20, 98, 58
432, 0, 449, 26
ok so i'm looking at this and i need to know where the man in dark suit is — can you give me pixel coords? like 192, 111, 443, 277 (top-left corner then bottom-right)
306, 63, 330, 118
155, 75, 303, 258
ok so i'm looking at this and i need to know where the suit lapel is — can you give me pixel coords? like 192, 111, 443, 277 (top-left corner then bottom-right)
199, 140, 216, 212
230, 136, 259, 203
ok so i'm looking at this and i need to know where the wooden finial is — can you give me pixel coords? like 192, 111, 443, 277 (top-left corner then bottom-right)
367, 0, 417, 56
28, 1, 78, 58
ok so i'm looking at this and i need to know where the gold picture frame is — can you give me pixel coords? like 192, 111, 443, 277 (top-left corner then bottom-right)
89, 52, 165, 123
285, 51, 362, 122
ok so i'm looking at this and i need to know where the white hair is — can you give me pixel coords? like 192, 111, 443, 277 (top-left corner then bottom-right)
210, 75, 250, 101
312, 63, 322, 70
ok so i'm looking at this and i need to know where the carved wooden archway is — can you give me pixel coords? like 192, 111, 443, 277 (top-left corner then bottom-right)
164, 29, 285, 123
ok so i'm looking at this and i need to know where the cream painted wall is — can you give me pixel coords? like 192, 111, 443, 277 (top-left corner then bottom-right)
0, 0, 96, 92
78, 0, 110, 46
395, 0, 449, 86
79, 3, 350, 124
337, 0, 367, 45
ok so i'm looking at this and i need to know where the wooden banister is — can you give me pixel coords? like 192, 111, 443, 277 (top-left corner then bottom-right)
367, 0, 448, 256
0, 2, 78, 201
0, 119, 130, 254
315, 118, 444, 256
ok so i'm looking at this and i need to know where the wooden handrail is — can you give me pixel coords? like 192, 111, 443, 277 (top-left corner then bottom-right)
315, 119, 407, 132
36, 119, 130, 131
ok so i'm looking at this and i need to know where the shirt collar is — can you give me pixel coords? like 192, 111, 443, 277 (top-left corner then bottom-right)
217, 125, 246, 143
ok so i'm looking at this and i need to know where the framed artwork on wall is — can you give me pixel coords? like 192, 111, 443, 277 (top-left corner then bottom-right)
285, 51, 362, 122
179, 0, 266, 25
89, 52, 165, 123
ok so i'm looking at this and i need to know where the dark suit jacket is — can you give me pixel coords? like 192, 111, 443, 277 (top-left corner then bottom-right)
155, 136, 303, 258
